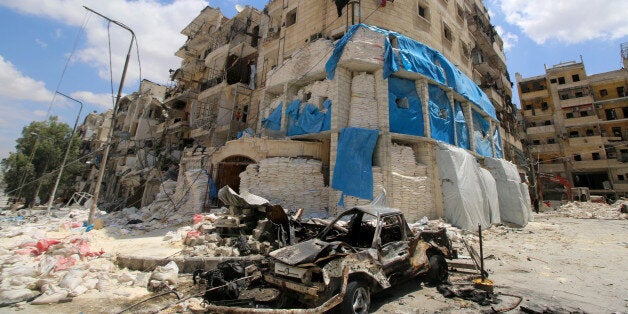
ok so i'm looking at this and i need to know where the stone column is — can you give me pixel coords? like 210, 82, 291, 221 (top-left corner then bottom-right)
416, 79, 430, 137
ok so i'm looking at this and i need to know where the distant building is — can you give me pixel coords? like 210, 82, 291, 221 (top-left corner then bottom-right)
517, 45, 628, 201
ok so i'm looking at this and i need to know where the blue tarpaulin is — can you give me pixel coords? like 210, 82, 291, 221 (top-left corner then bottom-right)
428, 84, 454, 144
286, 100, 305, 136
473, 110, 493, 157
388, 77, 424, 136
332, 127, 379, 200
287, 99, 332, 136
494, 127, 503, 158
454, 101, 470, 150
208, 177, 218, 200
322, 99, 332, 131
325, 23, 497, 120
261, 102, 283, 131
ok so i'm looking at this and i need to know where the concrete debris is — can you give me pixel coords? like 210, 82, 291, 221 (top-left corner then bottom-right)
553, 201, 628, 220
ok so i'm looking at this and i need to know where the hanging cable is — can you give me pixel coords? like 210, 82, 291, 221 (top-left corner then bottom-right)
107, 21, 116, 109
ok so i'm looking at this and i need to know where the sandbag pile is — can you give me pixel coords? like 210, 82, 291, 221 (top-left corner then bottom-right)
340, 27, 385, 67
348, 73, 378, 129
0, 231, 148, 306
338, 167, 385, 211
239, 157, 328, 216
389, 144, 433, 223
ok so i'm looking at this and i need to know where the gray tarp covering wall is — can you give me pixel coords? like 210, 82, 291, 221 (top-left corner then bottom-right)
484, 158, 531, 227
436, 143, 491, 230
478, 168, 500, 224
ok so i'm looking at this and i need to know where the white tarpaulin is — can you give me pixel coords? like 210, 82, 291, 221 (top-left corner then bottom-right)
436, 144, 490, 230
484, 157, 531, 227
478, 168, 500, 224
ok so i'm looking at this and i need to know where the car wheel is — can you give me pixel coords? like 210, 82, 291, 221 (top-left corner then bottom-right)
427, 254, 449, 285
341, 280, 370, 314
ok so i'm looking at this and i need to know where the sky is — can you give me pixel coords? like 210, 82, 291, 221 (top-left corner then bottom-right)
0, 0, 626, 160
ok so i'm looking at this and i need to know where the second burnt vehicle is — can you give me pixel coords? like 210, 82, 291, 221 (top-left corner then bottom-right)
205, 205, 456, 313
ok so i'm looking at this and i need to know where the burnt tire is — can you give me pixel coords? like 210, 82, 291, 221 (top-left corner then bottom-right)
427, 254, 449, 285
340, 280, 370, 314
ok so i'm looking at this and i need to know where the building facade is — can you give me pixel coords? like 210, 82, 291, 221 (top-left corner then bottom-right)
517, 48, 628, 201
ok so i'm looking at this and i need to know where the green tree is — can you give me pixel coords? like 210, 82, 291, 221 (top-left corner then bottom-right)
1, 117, 81, 206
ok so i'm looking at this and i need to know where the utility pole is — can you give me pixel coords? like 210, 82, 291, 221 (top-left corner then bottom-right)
46, 92, 83, 215
84, 6, 136, 224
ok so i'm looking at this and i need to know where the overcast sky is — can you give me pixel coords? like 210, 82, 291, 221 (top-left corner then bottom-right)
0, 0, 626, 160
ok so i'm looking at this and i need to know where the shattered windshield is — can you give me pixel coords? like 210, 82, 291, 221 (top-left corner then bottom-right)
321, 209, 378, 248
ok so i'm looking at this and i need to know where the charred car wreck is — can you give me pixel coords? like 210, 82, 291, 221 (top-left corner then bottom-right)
202, 205, 456, 313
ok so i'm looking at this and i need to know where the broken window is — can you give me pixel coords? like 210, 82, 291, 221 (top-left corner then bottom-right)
380, 215, 403, 245
550, 78, 557, 84
574, 154, 582, 161
586, 129, 594, 136
569, 131, 579, 138
558, 77, 565, 85
443, 23, 453, 42
525, 104, 532, 110
605, 109, 617, 120
541, 102, 548, 110
600, 89, 608, 97
575, 91, 583, 98
592, 152, 601, 160
321, 209, 377, 248
617, 86, 625, 97
418, 3, 429, 20
547, 138, 555, 144
572, 74, 580, 82
566, 112, 574, 119
396, 97, 409, 109
532, 140, 540, 145
618, 174, 625, 181
285, 8, 297, 27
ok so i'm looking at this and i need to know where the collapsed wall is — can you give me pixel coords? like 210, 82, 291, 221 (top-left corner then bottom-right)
239, 157, 328, 216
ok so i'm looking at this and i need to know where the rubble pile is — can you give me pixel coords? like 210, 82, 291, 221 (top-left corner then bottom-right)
554, 201, 627, 220
0, 210, 151, 306
239, 157, 329, 216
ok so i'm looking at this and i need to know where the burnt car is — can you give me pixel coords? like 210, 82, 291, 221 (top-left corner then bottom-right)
205, 205, 455, 313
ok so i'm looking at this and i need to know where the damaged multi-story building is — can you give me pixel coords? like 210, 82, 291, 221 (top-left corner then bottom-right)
84, 0, 531, 230
517, 43, 628, 202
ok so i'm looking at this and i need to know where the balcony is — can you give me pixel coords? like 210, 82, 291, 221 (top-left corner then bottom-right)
539, 163, 565, 173
527, 124, 555, 135
530, 143, 560, 154
483, 86, 504, 108
563, 115, 599, 127
559, 95, 594, 108
571, 159, 608, 171
568, 135, 603, 146
519, 88, 549, 100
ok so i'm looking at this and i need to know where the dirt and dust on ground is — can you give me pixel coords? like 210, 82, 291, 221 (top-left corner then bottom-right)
0, 199, 626, 313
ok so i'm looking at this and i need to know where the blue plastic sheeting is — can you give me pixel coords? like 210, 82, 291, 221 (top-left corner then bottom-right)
332, 127, 379, 200
494, 128, 504, 158
261, 102, 283, 130
428, 84, 454, 144
454, 101, 470, 150
286, 99, 305, 136
325, 23, 496, 120
434, 54, 496, 119
322, 99, 332, 131
388, 77, 424, 136
208, 177, 218, 200
473, 110, 493, 157
287, 99, 332, 136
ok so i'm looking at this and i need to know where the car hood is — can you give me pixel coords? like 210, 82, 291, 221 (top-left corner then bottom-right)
269, 238, 351, 266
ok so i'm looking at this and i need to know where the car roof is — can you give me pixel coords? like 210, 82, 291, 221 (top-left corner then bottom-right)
351, 205, 402, 217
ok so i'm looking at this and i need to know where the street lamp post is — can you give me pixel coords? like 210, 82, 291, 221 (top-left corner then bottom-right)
84, 6, 136, 224
46, 92, 83, 215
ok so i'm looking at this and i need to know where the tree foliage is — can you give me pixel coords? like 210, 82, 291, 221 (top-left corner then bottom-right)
1, 117, 82, 205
